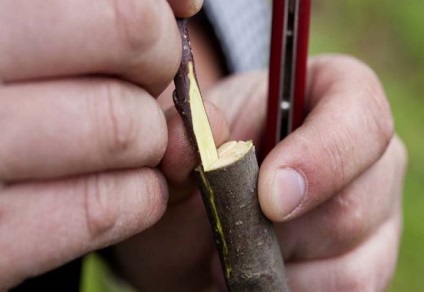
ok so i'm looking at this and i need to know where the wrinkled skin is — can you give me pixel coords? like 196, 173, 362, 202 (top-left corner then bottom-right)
0, 0, 202, 289
115, 19, 407, 292
0, 1, 406, 291
115, 58, 406, 291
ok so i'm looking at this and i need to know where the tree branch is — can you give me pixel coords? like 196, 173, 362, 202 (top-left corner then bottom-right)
173, 18, 289, 292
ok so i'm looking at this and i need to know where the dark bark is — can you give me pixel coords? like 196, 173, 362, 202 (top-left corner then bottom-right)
195, 146, 288, 291
173, 19, 289, 291
173, 18, 200, 155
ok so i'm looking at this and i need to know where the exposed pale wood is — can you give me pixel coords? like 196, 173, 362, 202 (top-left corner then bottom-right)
173, 19, 289, 291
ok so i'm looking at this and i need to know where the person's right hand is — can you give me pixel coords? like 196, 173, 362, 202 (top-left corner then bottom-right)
0, 0, 203, 289
113, 55, 406, 292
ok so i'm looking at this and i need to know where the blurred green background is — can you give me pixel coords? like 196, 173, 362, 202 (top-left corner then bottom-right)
310, 1, 424, 291
82, 1, 423, 291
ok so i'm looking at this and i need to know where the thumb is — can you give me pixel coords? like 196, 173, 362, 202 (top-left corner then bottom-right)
258, 56, 393, 222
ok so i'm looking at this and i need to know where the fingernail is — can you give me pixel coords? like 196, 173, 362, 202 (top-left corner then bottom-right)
272, 168, 306, 219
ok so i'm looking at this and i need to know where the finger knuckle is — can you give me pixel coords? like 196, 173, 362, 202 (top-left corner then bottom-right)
132, 168, 167, 230
98, 81, 138, 157
80, 169, 167, 240
336, 55, 395, 159
82, 173, 118, 238
322, 129, 349, 185
142, 101, 168, 166
110, 0, 160, 54
346, 56, 395, 152
363, 81, 394, 153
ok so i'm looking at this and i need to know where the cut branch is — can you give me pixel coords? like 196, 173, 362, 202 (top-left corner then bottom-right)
173, 19, 289, 291
173, 19, 218, 170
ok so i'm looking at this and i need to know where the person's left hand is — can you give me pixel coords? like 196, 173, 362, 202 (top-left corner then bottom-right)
113, 55, 406, 291
0, 0, 204, 289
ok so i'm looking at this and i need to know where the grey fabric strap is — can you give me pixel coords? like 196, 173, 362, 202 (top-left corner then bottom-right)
203, 0, 271, 72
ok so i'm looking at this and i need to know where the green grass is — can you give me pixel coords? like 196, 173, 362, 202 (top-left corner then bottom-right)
310, 1, 424, 291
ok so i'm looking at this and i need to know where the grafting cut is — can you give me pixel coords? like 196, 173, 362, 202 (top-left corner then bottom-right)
173, 19, 289, 292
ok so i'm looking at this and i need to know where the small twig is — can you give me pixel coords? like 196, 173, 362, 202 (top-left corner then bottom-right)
173, 19, 289, 292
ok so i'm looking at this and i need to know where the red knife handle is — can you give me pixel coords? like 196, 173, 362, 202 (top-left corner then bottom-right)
293, 0, 310, 131
262, 0, 311, 159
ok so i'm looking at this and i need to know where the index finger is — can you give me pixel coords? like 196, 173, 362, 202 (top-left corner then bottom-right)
0, 0, 181, 96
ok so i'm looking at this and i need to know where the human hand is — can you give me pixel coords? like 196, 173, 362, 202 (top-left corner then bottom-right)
114, 55, 406, 291
0, 0, 203, 289
256, 55, 406, 291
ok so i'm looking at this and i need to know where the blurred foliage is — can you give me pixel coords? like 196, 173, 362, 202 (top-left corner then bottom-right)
310, 1, 424, 291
